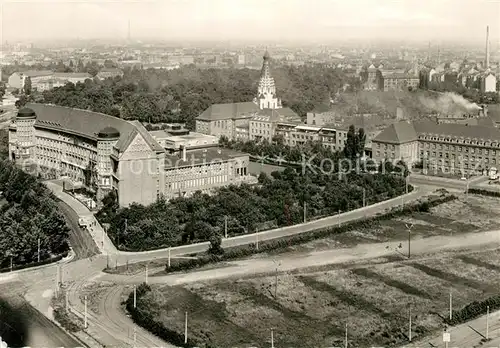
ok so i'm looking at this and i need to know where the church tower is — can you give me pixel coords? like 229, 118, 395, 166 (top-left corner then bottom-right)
254, 50, 282, 110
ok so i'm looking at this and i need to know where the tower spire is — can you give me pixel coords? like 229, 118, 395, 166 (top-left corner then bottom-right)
254, 49, 282, 110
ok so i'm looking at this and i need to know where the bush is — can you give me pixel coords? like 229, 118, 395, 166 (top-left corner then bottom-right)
446, 295, 500, 326
0, 252, 67, 273
467, 188, 500, 198
125, 283, 201, 347
165, 194, 457, 273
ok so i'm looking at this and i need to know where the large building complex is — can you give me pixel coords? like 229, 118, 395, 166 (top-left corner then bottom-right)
195, 51, 301, 142
8, 71, 92, 91
8, 103, 254, 207
372, 119, 500, 175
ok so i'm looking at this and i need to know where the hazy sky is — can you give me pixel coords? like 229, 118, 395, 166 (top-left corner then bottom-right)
0, 0, 499, 43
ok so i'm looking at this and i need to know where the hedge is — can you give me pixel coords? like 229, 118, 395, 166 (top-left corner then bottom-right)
467, 188, 500, 198
0, 252, 68, 273
446, 294, 500, 326
125, 283, 201, 348
165, 194, 457, 273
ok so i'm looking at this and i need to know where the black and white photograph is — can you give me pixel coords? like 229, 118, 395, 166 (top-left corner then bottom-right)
0, 0, 499, 347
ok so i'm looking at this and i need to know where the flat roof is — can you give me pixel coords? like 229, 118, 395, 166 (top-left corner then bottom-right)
164, 147, 248, 169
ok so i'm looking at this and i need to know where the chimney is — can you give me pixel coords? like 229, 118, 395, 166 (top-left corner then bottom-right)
486, 25, 490, 69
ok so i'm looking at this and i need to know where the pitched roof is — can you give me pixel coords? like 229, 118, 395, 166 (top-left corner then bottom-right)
373, 121, 418, 144
17, 70, 54, 77
414, 120, 500, 141
26, 103, 163, 153
53, 72, 92, 79
251, 107, 301, 123
196, 102, 260, 121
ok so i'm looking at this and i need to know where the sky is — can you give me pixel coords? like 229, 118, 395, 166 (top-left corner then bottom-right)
0, 0, 499, 43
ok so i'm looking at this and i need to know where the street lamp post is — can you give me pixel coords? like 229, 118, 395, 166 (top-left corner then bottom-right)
405, 223, 413, 258
272, 259, 281, 299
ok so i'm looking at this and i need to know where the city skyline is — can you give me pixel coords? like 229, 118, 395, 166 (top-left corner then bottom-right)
0, 0, 499, 43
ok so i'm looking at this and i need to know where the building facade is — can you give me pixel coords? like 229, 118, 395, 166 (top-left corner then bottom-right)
8, 104, 254, 207
8, 71, 91, 91
372, 120, 500, 175
195, 50, 297, 141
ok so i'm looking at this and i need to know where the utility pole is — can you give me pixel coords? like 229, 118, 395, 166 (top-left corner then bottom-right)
406, 223, 413, 258
184, 311, 188, 344
256, 233, 259, 251
409, 305, 412, 342
133, 326, 137, 347
84, 295, 88, 329
56, 265, 60, 295
37, 238, 40, 263
338, 209, 341, 227
486, 305, 490, 339
449, 290, 453, 320
466, 175, 470, 198
65, 290, 69, 312
145, 264, 148, 284
303, 201, 307, 223
133, 285, 136, 308
271, 328, 274, 348
9, 256, 12, 272
362, 188, 366, 207
168, 247, 171, 268
273, 260, 280, 299
345, 322, 348, 348
224, 215, 228, 238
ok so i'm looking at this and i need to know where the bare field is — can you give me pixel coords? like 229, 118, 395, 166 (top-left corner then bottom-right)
145, 246, 500, 348
290, 194, 499, 252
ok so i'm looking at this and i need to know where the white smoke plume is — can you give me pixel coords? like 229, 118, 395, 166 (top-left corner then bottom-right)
419, 92, 481, 116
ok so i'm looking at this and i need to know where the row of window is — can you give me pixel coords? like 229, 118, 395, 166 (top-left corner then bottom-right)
419, 137, 500, 147
166, 175, 229, 191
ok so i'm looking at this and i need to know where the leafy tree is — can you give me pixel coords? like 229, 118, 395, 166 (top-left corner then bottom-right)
208, 232, 224, 255
24, 77, 32, 95
0, 160, 69, 268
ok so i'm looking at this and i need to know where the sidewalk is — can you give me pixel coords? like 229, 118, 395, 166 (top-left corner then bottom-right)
45, 181, 117, 255
403, 308, 500, 348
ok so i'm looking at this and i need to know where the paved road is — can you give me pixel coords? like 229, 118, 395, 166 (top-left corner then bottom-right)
8, 177, 487, 348
57, 199, 100, 260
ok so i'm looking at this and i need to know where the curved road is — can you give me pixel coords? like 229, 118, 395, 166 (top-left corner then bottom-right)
5, 178, 491, 348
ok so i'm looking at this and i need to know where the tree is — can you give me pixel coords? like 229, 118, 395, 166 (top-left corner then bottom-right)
24, 77, 32, 95
344, 125, 358, 160
357, 128, 366, 157
208, 232, 224, 255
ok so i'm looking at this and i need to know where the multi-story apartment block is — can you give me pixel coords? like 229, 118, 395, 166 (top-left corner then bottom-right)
381, 72, 419, 91
372, 120, 500, 175
8, 71, 91, 91
8, 71, 53, 89
9, 103, 253, 207
96, 68, 124, 80
249, 108, 302, 143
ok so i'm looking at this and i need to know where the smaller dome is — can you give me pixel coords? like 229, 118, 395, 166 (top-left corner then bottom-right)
98, 126, 120, 139
17, 107, 36, 119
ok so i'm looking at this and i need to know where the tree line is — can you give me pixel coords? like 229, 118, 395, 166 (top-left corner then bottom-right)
96, 166, 408, 252
0, 160, 69, 268
15, 63, 355, 129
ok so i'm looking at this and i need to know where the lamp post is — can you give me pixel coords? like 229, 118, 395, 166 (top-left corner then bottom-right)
405, 223, 413, 258
272, 259, 281, 299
